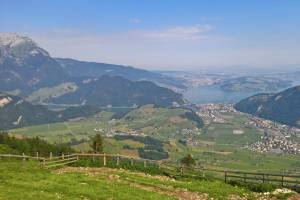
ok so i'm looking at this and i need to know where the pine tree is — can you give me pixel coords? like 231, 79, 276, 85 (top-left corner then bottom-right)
91, 133, 103, 153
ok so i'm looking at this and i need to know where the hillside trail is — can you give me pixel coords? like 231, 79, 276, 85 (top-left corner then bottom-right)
56, 167, 299, 200
56, 167, 209, 200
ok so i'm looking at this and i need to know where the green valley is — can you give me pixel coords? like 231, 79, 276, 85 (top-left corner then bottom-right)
8, 104, 300, 173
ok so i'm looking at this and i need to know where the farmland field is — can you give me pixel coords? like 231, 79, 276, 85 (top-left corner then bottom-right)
8, 106, 300, 173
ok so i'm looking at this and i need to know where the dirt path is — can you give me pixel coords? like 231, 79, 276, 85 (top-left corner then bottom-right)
129, 182, 208, 200
56, 167, 208, 200
56, 167, 299, 200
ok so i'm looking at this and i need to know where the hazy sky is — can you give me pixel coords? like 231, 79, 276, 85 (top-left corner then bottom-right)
1, 0, 300, 70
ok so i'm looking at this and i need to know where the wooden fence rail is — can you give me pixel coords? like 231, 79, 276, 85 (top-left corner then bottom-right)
224, 170, 300, 188
0, 153, 44, 161
2, 153, 300, 189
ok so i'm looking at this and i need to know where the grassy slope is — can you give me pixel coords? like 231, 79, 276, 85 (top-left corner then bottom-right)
0, 161, 259, 200
9, 111, 114, 144
120, 105, 199, 140
9, 105, 198, 142
0, 161, 174, 200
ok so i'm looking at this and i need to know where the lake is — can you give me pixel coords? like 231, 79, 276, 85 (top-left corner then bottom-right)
184, 85, 259, 104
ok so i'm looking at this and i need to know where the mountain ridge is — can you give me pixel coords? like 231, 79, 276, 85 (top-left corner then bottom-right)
56, 58, 185, 91
235, 85, 300, 127
0, 33, 185, 107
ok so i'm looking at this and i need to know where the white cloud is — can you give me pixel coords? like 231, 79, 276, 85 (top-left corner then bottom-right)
130, 18, 141, 24
130, 25, 213, 41
28, 25, 215, 68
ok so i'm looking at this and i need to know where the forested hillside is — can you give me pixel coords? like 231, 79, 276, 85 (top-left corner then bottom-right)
235, 85, 300, 127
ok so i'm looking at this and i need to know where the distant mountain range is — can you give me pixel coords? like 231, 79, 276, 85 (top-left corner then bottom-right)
56, 58, 185, 91
0, 33, 184, 107
48, 75, 184, 107
220, 76, 292, 92
235, 85, 300, 127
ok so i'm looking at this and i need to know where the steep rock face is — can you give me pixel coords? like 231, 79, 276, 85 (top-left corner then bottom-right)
0, 33, 68, 95
235, 85, 300, 127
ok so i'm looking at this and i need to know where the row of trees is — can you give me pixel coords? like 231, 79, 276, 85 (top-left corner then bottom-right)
0, 131, 104, 155
0, 132, 73, 156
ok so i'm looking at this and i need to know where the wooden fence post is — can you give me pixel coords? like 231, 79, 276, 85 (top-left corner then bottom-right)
202, 169, 205, 178
22, 153, 25, 162
36, 152, 39, 158
43, 158, 45, 167
62, 153, 64, 160
244, 173, 246, 183
103, 153, 106, 166
116, 155, 119, 166
281, 169, 284, 187
158, 162, 161, 170
49, 152, 52, 160
144, 160, 147, 168
76, 155, 79, 161
131, 158, 133, 166
224, 171, 227, 183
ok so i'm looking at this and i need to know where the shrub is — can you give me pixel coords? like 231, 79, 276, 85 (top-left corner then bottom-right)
180, 154, 196, 167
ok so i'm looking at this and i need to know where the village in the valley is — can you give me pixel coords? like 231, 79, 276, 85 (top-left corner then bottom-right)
196, 103, 300, 155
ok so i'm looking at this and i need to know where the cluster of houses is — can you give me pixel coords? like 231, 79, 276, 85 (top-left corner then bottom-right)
196, 103, 236, 124
247, 132, 300, 155
94, 127, 145, 138
245, 117, 300, 137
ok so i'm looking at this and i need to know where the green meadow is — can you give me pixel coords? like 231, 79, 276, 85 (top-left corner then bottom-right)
8, 106, 300, 173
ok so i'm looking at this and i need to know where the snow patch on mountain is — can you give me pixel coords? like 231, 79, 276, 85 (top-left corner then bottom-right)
0, 97, 12, 107
0, 33, 32, 47
0, 32, 49, 57
13, 115, 23, 125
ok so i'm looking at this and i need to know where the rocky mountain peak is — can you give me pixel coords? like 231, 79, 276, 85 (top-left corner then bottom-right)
0, 33, 33, 47
0, 33, 49, 59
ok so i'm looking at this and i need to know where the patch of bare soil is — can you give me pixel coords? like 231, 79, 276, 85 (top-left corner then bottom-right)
141, 107, 156, 114
56, 167, 208, 199
227, 195, 248, 200
129, 182, 208, 200
56, 167, 120, 175
288, 194, 300, 200
56, 167, 295, 200
169, 116, 186, 123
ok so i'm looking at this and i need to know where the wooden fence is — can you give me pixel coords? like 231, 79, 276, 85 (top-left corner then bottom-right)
1, 153, 300, 189
0, 153, 44, 161
224, 170, 300, 189
43, 154, 78, 168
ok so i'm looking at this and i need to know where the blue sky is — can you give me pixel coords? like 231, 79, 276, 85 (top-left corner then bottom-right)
1, 0, 300, 70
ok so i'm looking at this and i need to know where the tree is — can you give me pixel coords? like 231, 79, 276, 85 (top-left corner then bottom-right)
180, 154, 196, 167
91, 133, 104, 153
